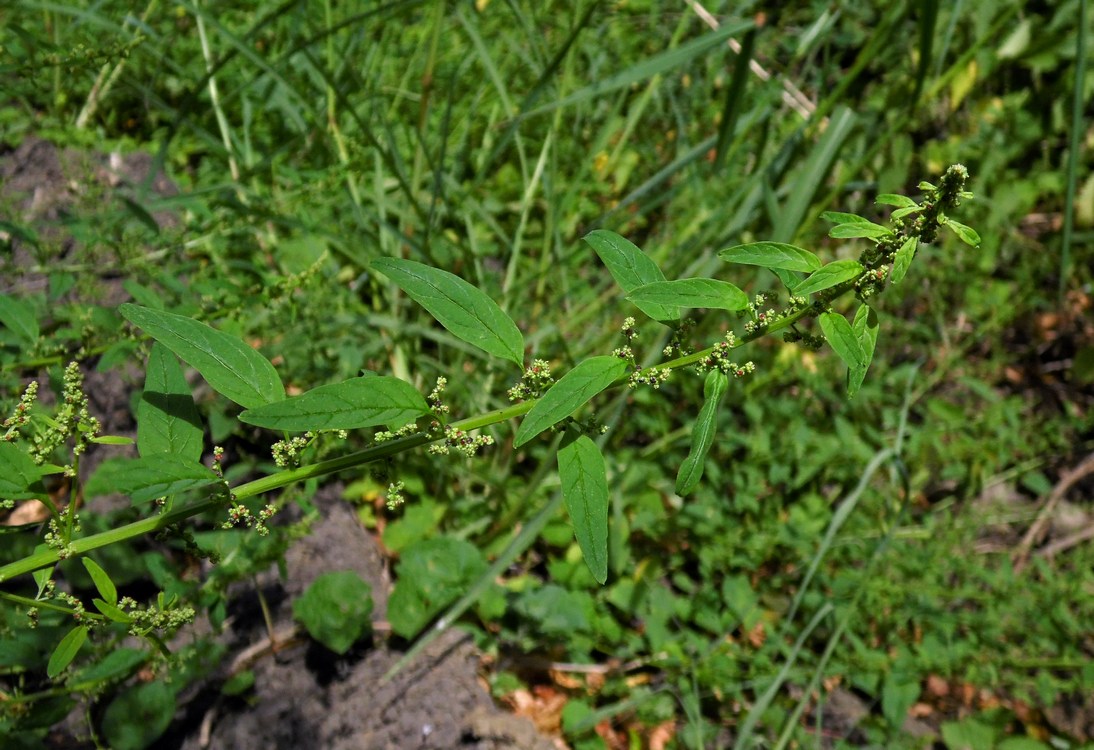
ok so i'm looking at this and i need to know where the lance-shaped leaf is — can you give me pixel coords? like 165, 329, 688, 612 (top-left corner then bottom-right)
820, 210, 875, 226
847, 304, 880, 398
718, 242, 821, 272
676, 369, 729, 496
0, 294, 38, 343
120, 304, 284, 409
890, 236, 918, 284
828, 221, 892, 240
82, 558, 117, 606
943, 218, 981, 247
584, 230, 678, 322
239, 376, 430, 431
48, 625, 88, 678
514, 356, 628, 447
627, 278, 748, 312
792, 259, 864, 297
819, 311, 865, 376
558, 433, 609, 584
0, 443, 45, 501
371, 257, 524, 367
875, 194, 918, 209
85, 455, 220, 505
138, 343, 203, 462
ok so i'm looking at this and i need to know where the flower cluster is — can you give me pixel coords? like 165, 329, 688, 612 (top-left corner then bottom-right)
2, 380, 38, 442
119, 595, 196, 638
783, 330, 825, 350
384, 481, 406, 510
222, 502, 277, 535
374, 422, 419, 443
43, 516, 79, 559
28, 362, 100, 468
662, 318, 695, 358
272, 432, 315, 468
696, 330, 756, 378
507, 359, 555, 401
628, 366, 671, 389
428, 377, 451, 414
427, 424, 495, 457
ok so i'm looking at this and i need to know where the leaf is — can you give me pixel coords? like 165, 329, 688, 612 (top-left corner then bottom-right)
82, 558, 117, 606
240, 376, 430, 432
718, 242, 821, 272
371, 257, 524, 367
820, 211, 874, 226
137, 343, 203, 462
875, 194, 918, 208
292, 571, 373, 654
890, 235, 918, 284
47, 625, 88, 678
828, 222, 892, 240
101, 681, 175, 750
818, 311, 865, 373
514, 356, 629, 447
0, 442, 45, 501
119, 304, 284, 409
84, 455, 220, 505
558, 433, 609, 584
627, 278, 748, 312
387, 537, 487, 639
848, 304, 881, 398
584, 230, 678, 322
0, 294, 39, 343
676, 369, 729, 496
94, 599, 132, 623
792, 259, 864, 297
944, 218, 981, 246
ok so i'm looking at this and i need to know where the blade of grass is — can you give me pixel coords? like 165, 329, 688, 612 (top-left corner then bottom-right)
1060, 0, 1086, 299
714, 26, 756, 170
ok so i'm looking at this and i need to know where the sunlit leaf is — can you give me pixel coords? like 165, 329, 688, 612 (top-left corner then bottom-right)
718, 242, 821, 272
240, 376, 430, 431
514, 356, 628, 447
558, 433, 609, 584
584, 230, 678, 322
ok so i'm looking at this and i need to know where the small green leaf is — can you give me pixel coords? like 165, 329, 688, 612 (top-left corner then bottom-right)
828, 222, 892, 240
818, 311, 865, 373
0, 443, 45, 501
514, 356, 628, 447
848, 305, 880, 398
82, 558, 117, 606
371, 257, 524, 367
944, 218, 981, 246
874, 194, 918, 208
89, 435, 134, 445
292, 571, 373, 654
792, 259, 864, 297
0, 294, 39, 343
138, 343, 203, 462
890, 235, 918, 284
820, 211, 874, 226
120, 304, 284, 409
558, 433, 609, 584
70, 648, 145, 688
584, 230, 678, 322
387, 537, 486, 638
627, 278, 748, 312
718, 242, 821, 272
239, 376, 430, 431
84, 455, 220, 505
676, 369, 729, 496
47, 625, 88, 678
94, 599, 132, 623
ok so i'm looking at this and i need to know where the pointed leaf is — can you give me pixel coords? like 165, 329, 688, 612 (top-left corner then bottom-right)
82, 558, 117, 606
891, 205, 923, 221
792, 259, 864, 297
718, 242, 821, 272
944, 218, 981, 246
828, 222, 892, 240
94, 599, 132, 623
584, 230, 678, 322
84, 455, 220, 505
875, 194, 918, 208
239, 376, 430, 431
514, 356, 628, 447
0, 443, 45, 501
138, 343, 203, 461
819, 311, 865, 374
120, 304, 284, 409
0, 294, 39, 343
627, 278, 748, 312
890, 236, 918, 284
558, 433, 609, 584
47, 625, 88, 678
848, 305, 880, 398
676, 369, 729, 496
371, 257, 524, 367
820, 211, 874, 226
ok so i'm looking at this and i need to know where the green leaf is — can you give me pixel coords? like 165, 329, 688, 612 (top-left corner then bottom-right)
792, 259, 864, 297
94, 599, 132, 623
239, 376, 430, 432
89, 435, 134, 445
371, 257, 524, 367
119, 304, 284, 409
84, 455, 220, 505
820, 211, 874, 226
890, 235, 918, 284
387, 537, 487, 639
82, 558, 117, 606
882, 673, 921, 727
584, 230, 678, 322
292, 571, 373, 654
0, 294, 38, 343
676, 369, 729, 496
875, 193, 918, 208
828, 221, 892, 240
848, 305, 880, 398
818, 311, 865, 373
943, 218, 981, 246
0, 443, 45, 501
47, 625, 88, 678
718, 242, 821, 272
70, 648, 145, 688
514, 356, 629, 447
101, 681, 175, 750
137, 343, 203, 462
627, 278, 748, 312
558, 433, 609, 584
